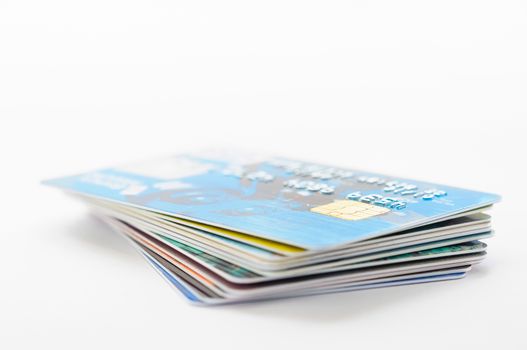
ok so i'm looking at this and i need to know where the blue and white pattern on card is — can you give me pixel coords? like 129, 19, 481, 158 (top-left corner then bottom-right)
43, 153, 500, 250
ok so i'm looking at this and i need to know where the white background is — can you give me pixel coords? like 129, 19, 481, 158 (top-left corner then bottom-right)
1, 1, 526, 349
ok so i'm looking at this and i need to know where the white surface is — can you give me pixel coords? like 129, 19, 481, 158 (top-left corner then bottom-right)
1, 1, 526, 349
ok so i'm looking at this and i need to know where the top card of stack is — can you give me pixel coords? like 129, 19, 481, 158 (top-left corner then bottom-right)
44, 151, 499, 256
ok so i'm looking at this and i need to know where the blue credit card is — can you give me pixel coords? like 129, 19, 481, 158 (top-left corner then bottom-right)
43, 152, 500, 250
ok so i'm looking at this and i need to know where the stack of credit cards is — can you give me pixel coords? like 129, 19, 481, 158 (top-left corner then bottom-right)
44, 151, 500, 305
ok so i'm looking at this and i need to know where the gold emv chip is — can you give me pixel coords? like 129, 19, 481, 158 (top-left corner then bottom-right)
310, 200, 390, 221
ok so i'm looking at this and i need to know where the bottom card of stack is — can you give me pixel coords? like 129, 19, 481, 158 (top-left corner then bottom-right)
141, 247, 472, 305
144, 251, 470, 305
